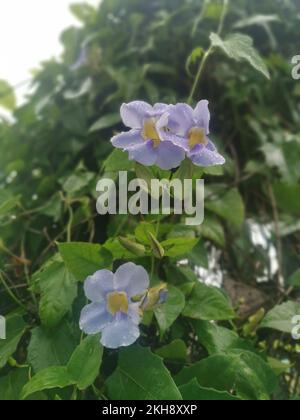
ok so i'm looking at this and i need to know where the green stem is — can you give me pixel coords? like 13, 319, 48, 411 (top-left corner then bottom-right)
187, 48, 213, 105
150, 215, 161, 281
0, 271, 27, 310
217, 0, 229, 35
187, 0, 229, 105
21, 236, 38, 308
66, 204, 74, 242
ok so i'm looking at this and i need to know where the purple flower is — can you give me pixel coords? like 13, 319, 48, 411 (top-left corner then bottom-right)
162, 100, 225, 167
111, 101, 185, 170
79, 262, 149, 349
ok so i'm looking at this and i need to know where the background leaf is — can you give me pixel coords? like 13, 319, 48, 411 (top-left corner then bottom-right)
210, 32, 270, 78
0, 314, 26, 369
154, 285, 185, 335
183, 283, 235, 321
58, 242, 112, 281
67, 335, 103, 390
106, 346, 182, 400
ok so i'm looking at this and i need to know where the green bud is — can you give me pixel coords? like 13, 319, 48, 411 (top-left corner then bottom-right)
118, 236, 146, 257
147, 232, 165, 259
141, 283, 168, 311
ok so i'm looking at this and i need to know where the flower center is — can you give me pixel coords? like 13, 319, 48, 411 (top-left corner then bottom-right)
188, 127, 208, 149
107, 291, 129, 315
142, 118, 161, 148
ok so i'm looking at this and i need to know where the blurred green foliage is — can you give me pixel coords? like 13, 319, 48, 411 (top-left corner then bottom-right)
0, 0, 300, 400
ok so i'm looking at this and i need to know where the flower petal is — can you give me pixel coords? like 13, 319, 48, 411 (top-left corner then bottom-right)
128, 302, 142, 325
120, 101, 152, 129
100, 315, 140, 349
155, 141, 185, 170
128, 140, 158, 166
193, 100, 210, 134
114, 262, 150, 297
189, 145, 225, 167
79, 302, 112, 334
84, 269, 114, 302
153, 103, 169, 113
206, 140, 216, 151
160, 132, 190, 152
167, 103, 194, 136
111, 129, 143, 150
155, 111, 169, 131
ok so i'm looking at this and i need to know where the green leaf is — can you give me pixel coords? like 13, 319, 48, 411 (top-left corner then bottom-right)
103, 238, 137, 260
21, 367, 75, 400
288, 269, 300, 287
36, 261, 78, 328
64, 77, 92, 100
0, 79, 16, 111
69, 2, 96, 24
197, 216, 225, 248
234, 14, 280, 29
0, 368, 29, 400
106, 346, 182, 400
0, 190, 20, 216
0, 314, 26, 369
210, 32, 270, 79
27, 322, 77, 372
273, 182, 300, 214
58, 242, 113, 281
67, 335, 103, 390
22, 336, 103, 399
173, 158, 194, 181
161, 237, 199, 258
154, 285, 185, 335
203, 165, 224, 176
176, 350, 278, 400
188, 241, 208, 268
103, 149, 134, 172
62, 172, 95, 195
89, 113, 121, 133
193, 320, 255, 355
135, 222, 156, 245
179, 378, 240, 401
135, 163, 154, 193
155, 339, 187, 362
205, 187, 245, 230
267, 357, 292, 376
259, 301, 300, 334
182, 283, 234, 321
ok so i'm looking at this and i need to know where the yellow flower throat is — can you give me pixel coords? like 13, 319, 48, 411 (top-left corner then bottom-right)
107, 291, 129, 315
142, 119, 207, 150
188, 127, 208, 149
142, 118, 161, 148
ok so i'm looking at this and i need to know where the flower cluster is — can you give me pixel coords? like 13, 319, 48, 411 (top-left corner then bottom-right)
80, 263, 153, 349
111, 100, 225, 170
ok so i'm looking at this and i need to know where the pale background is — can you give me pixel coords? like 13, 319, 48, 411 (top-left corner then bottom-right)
0, 0, 100, 106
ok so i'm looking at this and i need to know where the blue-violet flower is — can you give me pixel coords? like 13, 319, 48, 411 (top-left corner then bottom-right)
79, 262, 149, 349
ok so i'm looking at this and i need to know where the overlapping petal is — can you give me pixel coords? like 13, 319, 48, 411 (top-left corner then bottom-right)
101, 315, 140, 349
188, 143, 226, 167
166, 103, 194, 137
84, 269, 114, 302
111, 129, 143, 150
120, 101, 152, 129
193, 100, 210, 134
114, 262, 150, 297
128, 140, 158, 166
79, 302, 113, 334
155, 142, 185, 170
